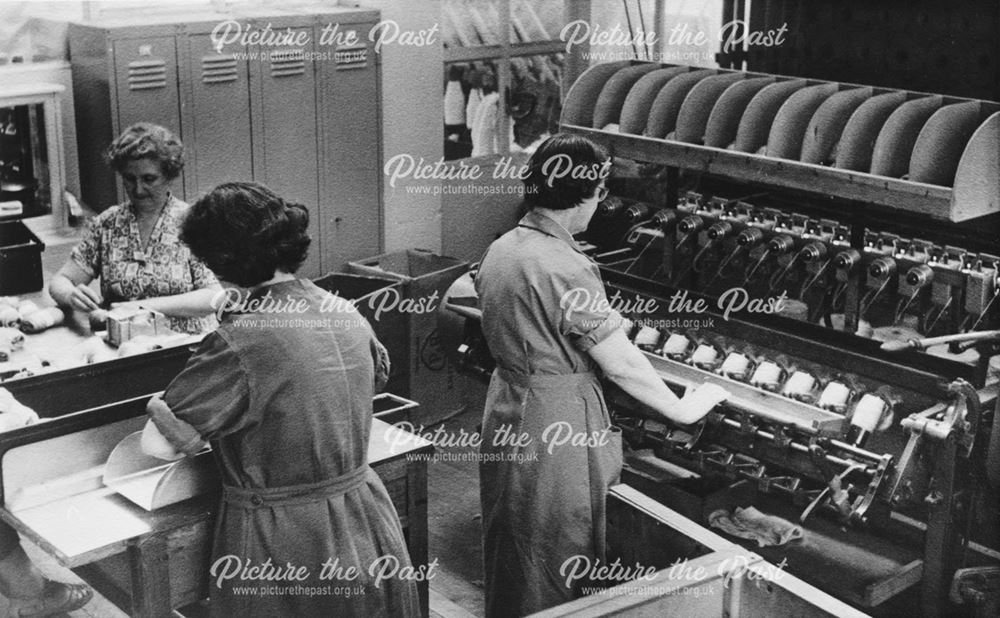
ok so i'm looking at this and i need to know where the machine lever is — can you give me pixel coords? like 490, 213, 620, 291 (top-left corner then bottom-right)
880, 329, 1000, 353
800, 444, 863, 524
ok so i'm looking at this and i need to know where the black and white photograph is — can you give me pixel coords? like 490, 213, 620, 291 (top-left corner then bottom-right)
0, 0, 998, 616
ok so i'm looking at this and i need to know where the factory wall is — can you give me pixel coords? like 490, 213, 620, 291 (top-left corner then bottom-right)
365, 0, 444, 254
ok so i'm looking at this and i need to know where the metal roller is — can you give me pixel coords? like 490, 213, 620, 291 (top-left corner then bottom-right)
733, 79, 807, 153
704, 76, 776, 148
766, 83, 840, 160
592, 63, 662, 130
909, 101, 997, 186
645, 69, 716, 138
561, 60, 632, 127
835, 91, 908, 171
870, 95, 943, 178
800, 87, 873, 165
619, 66, 690, 134
674, 72, 744, 144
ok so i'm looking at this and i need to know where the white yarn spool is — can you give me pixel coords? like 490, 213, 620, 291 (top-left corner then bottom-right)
661, 333, 690, 356
691, 344, 719, 366
721, 353, 750, 377
751, 361, 782, 388
851, 394, 887, 432
819, 382, 851, 410
783, 371, 816, 397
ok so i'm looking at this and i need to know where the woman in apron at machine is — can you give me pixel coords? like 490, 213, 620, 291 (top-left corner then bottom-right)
475, 133, 729, 616
138, 182, 420, 617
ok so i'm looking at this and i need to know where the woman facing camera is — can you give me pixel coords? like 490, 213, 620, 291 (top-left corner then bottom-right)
139, 182, 420, 617
49, 123, 218, 334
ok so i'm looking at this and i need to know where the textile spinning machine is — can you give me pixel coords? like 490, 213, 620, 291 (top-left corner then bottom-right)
441, 61, 1000, 616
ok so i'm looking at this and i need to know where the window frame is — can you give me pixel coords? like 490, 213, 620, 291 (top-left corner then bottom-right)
442, 0, 590, 155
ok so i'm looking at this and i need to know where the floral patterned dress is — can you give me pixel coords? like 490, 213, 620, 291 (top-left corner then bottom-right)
70, 195, 218, 334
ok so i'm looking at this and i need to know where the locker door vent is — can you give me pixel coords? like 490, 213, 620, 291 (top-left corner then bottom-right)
127, 59, 168, 91
334, 46, 368, 70
201, 55, 239, 84
270, 51, 307, 78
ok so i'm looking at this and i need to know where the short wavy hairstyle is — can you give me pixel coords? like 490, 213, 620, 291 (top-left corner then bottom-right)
523, 133, 610, 211
106, 123, 185, 180
182, 182, 311, 287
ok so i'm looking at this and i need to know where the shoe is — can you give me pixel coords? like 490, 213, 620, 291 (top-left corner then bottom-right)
9, 580, 93, 617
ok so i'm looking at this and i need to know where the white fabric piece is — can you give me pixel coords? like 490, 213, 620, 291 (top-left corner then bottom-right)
465, 88, 483, 129
471, 92, 501, 156
709, 506, 804, 547
0, 387, 38, 431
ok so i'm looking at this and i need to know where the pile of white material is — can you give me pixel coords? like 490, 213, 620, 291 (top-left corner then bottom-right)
0, 326, 25, 361
0, 296, 64, 334
0, 387, 38, 432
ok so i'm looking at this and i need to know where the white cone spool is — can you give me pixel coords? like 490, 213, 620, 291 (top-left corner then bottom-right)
751, 361, 782, 388
721, 353, 750, 377
691, 344, 719, 366
634, 326, 660, 348
783, 371, 816, 397
662, 333, 690, 356
852, 394, 887, 432
819, 382, 851, 410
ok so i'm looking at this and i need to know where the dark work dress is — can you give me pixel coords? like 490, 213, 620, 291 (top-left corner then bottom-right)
149, 279, 420, 617
476, 210, 626, 616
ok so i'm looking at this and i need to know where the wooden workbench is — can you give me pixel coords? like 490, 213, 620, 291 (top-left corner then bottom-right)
1, 306, 198, 417
0, 415, 432, 617
2, 303, 109, 374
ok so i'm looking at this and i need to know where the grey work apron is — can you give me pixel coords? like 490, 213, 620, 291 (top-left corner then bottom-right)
222, 463, 372, 508
480, 368, 623, 617
213, 465, 419, 618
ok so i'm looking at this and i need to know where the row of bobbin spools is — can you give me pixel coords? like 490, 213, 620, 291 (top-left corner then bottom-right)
628, 323, 894, 441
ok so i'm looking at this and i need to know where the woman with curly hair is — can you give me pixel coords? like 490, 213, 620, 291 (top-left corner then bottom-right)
49, 122, 219, 334
139, 182, 420, 617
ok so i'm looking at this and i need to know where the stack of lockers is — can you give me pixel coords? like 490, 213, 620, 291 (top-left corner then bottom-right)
68, 6, 382, 277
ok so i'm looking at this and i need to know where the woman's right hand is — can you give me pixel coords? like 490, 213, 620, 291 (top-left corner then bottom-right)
679, 382, 730, 420
69, 284, 103, 312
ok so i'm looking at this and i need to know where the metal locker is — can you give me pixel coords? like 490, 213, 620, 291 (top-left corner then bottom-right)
70, 21, 193, 210
251, 24, 321, 279
69, 22, 119, 211
112, 36, 181, 139
111, 35, 186, 200
315, 17, 383, 273
183, 32, 253, 200
68, 7, 383, 276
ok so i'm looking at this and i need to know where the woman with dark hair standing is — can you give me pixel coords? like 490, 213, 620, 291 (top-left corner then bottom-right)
49, 123, 219, 334
139, 182, 420, 616
476, 133, 728, 616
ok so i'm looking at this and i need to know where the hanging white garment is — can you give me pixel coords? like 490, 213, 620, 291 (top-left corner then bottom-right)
444, 79, 466, 126
471, 92, 501, 156
465, 87, 483, 130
